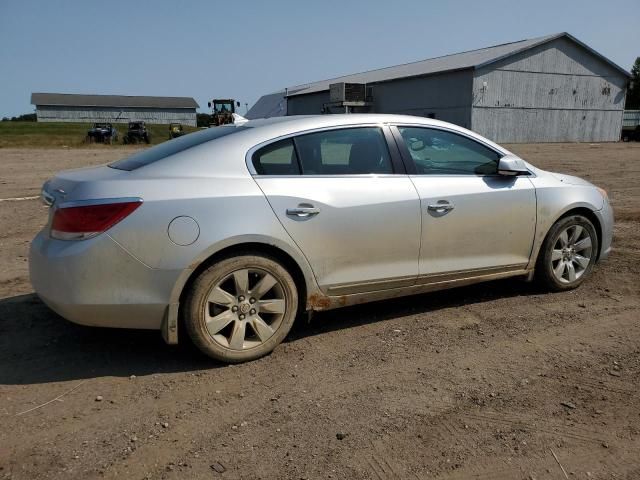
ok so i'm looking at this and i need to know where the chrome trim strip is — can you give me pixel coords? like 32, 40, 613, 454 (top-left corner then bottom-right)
41, 188, 55, 207
327, 275, 416, 295
56, 197, 144, 209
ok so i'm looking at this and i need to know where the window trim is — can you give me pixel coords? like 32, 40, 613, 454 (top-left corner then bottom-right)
390, 124, 506, 177
245, 124, 405, 177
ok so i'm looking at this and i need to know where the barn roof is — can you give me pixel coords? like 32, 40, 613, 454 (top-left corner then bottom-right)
286, 32, 631, 97
246, 91, 287, 119
31, 93, 199, 109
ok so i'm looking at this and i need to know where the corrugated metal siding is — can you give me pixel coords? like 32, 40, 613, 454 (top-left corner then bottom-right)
472, 109, 623, 142
471, 37, 627, 142
35, 106, 197, 126
371, 70, 473, 127
623, 110, 640, 127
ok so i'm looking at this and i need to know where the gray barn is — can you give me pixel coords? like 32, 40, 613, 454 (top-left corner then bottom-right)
31, 93, 199, 126
268, 33, 630, 143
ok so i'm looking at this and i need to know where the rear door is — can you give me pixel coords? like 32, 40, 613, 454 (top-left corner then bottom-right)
392, 125, 536, 279
252, 126, 421, 295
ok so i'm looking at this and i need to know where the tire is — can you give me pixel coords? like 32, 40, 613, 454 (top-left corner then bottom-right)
535, 214, 599, 292
123, 137, 128, 145
184, 254, 299, 363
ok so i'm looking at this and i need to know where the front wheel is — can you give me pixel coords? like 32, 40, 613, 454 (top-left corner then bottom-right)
535, 215, 599, 291
184, 254, 299, 363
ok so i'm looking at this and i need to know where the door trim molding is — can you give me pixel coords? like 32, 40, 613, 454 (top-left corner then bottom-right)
309, 266, 531, 311
325, 264, 527, 296
415, 263, 527, 285
327, 275, 416, 295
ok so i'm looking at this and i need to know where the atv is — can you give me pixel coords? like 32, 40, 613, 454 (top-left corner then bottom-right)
168, 123, 185, 139
85, 123, 118, 144
123, 121, 151, 144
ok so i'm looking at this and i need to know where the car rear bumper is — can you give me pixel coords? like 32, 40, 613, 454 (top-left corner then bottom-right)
29, 230, 182, 330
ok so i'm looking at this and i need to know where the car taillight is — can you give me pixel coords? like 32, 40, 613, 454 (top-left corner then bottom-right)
51, 200, 142, 240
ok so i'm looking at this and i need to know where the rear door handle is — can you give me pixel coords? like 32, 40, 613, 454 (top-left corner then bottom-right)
427, 202, 455, 215
286, 206, 320, 217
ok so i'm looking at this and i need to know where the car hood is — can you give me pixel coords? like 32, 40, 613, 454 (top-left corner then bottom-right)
549, 172, 596, 187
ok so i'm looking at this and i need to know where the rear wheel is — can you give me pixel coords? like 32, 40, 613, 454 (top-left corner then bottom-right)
535, 215, 598, 291
184, 254, 299, 363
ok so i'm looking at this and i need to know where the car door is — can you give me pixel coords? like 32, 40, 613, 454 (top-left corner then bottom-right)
252, 126, 421, 295
392, 125, 536, 280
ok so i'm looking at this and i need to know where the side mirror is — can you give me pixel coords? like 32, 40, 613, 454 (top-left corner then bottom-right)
498, 154, 530, 176
207, 102, 212, 108
236, 101, 241, 107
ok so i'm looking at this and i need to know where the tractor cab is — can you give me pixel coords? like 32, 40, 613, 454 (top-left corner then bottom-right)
208, 99, 240, 126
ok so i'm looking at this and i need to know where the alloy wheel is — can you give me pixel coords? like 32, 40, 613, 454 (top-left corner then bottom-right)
203, 268, 286, 350
550, 224, 593, 284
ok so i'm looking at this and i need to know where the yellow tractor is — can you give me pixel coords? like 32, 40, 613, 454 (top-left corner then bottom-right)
208, 99, 240, 126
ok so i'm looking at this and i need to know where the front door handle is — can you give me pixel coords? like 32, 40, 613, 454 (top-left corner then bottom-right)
286, 206, 320, 217
427, 202, 455, 215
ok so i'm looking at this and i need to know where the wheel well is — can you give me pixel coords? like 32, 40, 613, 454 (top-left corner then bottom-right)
178, 242, 308, 312
557, 207, 603, 260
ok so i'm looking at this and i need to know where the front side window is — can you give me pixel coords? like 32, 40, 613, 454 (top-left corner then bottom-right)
294, 127, 393, 175
252, 138, 300, 175
398, 127, 500, 175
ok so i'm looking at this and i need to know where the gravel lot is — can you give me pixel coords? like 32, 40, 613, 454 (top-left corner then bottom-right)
1, 143, 639, 480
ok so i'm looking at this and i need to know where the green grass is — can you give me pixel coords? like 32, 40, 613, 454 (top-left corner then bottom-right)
0, 121, 200, 148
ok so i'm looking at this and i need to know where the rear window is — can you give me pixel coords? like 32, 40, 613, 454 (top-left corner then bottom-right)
109, 125, 249, 171
252, 138, 301, 175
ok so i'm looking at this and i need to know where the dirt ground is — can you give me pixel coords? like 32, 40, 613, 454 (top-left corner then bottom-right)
0, 143, 639, 480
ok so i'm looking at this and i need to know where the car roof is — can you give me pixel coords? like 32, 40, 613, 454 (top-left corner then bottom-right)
243, 114, 449, 129
237, 114, 508, 154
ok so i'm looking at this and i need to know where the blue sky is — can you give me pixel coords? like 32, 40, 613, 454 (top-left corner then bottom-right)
0, 0, 637, 117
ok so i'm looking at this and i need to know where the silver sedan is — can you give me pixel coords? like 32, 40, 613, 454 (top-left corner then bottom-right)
30, 115, 613, 362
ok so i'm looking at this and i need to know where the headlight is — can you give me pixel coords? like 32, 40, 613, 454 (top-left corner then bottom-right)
596, 187, 609, 202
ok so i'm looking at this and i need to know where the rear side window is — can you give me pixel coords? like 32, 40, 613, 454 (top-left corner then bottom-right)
110, 125, 249, 171
398, 127, 500, 175
252, 138, 301, 175
295, 127, 393, 175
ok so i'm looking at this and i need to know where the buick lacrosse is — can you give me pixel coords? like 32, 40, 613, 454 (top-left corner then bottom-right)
30, 115, 612, 362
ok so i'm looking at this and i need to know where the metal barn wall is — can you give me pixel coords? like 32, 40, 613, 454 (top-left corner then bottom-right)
370, 70, 473, 128
286, 91, 330, 116
35, 106, 197, 126
286, 70, 473, 127
471, 37, 627, 142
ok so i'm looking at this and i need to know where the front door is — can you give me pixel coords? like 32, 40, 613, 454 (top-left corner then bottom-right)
252, 126, 421, 295
393, 125, 537, 280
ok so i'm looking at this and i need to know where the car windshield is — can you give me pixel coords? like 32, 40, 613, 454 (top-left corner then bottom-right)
109, 125, 250, 171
